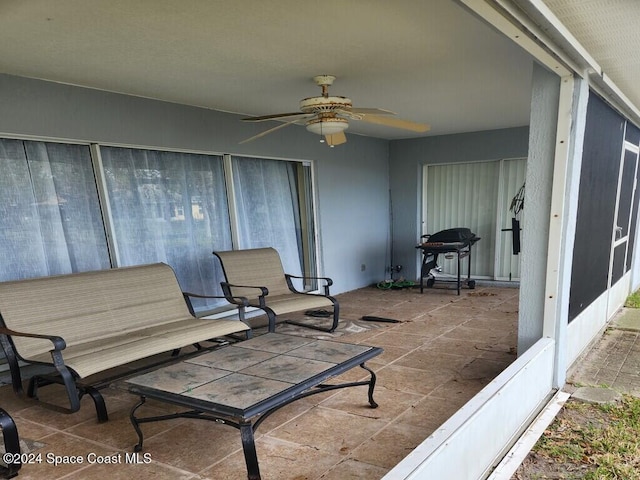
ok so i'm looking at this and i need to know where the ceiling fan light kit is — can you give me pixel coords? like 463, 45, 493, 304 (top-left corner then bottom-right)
305, 116, 349, 135
240, 75, 430, 146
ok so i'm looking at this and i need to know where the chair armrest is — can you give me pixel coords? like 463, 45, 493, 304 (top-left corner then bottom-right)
182, 292, 250, 321
221, 282, 269, 298
285, 274, 333, 295
182, 292, 249, 307
0, 327, 66, 351
221, 282, 269, 308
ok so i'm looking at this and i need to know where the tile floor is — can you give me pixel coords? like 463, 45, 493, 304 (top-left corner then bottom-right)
0, 283, 519, 479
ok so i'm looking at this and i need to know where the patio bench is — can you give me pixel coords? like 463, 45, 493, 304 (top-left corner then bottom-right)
214, 247, 339, 333
0, 263, 250, 422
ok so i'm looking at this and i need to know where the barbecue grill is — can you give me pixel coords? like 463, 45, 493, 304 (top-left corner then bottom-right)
416, 227, 481, 295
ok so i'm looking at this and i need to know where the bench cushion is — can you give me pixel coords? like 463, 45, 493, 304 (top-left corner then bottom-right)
0, 263, 248, 363
25, 317, 246, 378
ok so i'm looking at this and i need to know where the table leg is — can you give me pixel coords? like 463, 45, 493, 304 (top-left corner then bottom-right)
130, 396, 147, 452
240, 421, 261, 480
359, 363, 379, 408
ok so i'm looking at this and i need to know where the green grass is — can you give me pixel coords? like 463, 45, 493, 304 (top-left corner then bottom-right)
625, 290, 640, 308
532, 395, 640, 479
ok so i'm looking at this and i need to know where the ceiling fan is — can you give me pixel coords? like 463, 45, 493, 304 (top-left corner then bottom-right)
240, 75, 430, 147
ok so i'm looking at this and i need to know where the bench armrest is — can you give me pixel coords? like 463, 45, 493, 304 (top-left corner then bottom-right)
0, 327, 75, 407
285, 274, 333, 295
0, 327, 66, 351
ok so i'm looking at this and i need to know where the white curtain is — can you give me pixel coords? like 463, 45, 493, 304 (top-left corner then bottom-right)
101, 147, 233, 309
0, 139, 109, 281
231, 156, 304, 281
1, 141, 313, 311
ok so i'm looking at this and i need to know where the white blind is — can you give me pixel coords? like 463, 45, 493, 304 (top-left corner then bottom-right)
423, 158, 525, 279
497, 158, 526, 280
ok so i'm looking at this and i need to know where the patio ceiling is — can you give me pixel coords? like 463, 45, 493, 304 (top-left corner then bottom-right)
0, 1, 637, 140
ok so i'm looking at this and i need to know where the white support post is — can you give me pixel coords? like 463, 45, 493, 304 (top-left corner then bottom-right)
543, 74, 588, 388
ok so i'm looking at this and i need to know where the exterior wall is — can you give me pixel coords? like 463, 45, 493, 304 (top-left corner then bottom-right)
518, 64, 560, 354
0, 73, 390, 295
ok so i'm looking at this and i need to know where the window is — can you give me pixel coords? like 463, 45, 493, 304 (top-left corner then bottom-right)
0, 139, 109, 281
1, 138, 318, 313
100, 147, 233, 310
231, 156, 305, 282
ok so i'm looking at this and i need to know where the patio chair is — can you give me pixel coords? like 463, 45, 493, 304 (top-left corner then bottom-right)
0, 408, 21, 478
213, 247, 339, 333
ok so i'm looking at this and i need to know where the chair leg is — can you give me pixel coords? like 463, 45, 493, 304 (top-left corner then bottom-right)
329, 301, 340, 332
0, 408, 21, 478
286, 301, 340, 333
84, 387, 109, 423
266, 310, 277, 333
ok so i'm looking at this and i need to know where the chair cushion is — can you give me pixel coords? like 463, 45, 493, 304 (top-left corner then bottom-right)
215, 248, 292, 298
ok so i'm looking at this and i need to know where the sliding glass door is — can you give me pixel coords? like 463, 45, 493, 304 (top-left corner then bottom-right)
0, 139, 109, 281
1, 138, 318, 313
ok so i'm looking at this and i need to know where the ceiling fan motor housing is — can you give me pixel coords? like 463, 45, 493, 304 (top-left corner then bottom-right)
300, 95, 351, 135
299, 95, 352, 113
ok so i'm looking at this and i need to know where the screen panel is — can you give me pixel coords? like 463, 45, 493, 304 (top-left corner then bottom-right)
569, 94, 625, 322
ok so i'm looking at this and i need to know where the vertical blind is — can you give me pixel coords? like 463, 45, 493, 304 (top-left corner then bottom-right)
423, 158, 525, 280
497, 158, 526, 280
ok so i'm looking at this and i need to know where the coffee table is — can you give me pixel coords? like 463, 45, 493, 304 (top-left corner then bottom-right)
124, 333, 382, 480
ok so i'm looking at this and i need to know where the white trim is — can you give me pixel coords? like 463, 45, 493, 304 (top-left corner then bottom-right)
494, 0, 598, 74
608, 142, 628, 290
608, 272, 631, 320
0, 133, 317, 165
623, 144, 639, 271
567, 291, 609, 365
90, 144, 120, 265
488, 390, 571, 480
542, 75, 574, 389
489, 0, 640, 126
625, 141, 640, 155
223, 154, 241, 249
458, 0, 571, 76
494, 159, 506, 279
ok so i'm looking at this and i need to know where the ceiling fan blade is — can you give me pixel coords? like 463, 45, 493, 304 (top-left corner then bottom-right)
239, 117, 303, 144
359, 114, 430, 133
242, 112, 307, 122
350, 107, 396, 115
325, 131, 347, 146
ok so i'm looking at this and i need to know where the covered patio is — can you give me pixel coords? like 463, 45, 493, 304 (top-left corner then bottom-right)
0, 283, 518, 479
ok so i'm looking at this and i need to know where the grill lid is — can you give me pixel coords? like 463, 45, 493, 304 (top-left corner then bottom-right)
426, 228, 477, 243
